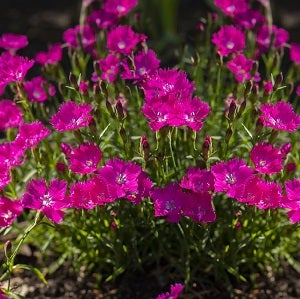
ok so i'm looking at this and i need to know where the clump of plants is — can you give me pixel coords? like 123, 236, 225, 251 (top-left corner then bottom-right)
1, 0, 300, 298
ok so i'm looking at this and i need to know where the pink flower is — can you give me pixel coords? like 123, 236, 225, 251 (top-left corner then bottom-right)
183, 191, 216, 223
22, 178, 68, 223
226, 54, 260, 83
121, 49, 160, 82
151, 183, 185, 223
296, 86, 300, 96
87, 9, 118, 29
212, 25, 245, 56
250, 142, 284, 175
104, 0, 138, 17
156, 283, 184, 299
234, 9, 265, 29
0, 142, 25, 168
63, 25, 96, 53
0, 33, 28, 53
214, 0, 248, 17
50, 101, 93, 132
0, 52, 34, 85
23, 76, 56, 103
0, 99, 23, 130
97, 54, 120, 83
180, 168, 214, 193
263, 81, 273, 95
283, 179, 300, 223
35, 43, 62, 65
107, 25, 145, 55
68, 179, 98, 210
0, 163, 11, 191
79, 81, 89, 95
211, 158, 254, 198
256, 25, 289, 53
260, 101, 300, 132
0, 197, 23, 228
14, 121, 51, 149
142, 68, 195, 101
96, 158, 151, 203
290, 43, 300, 65
67, 142, 102, 175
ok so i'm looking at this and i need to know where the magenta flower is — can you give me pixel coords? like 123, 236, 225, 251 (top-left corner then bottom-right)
35, 43, 62, 66
14, 121, 51, 149
0, 163, 11, 191
282, 179, 300, 223
183, 191, 216, 223
211, 158, 254, 198
0, 52, 34, 85
0, 99, 23, 130
96, 158, 151, 203
226, 54, 260, 83
234, 9, 265, 29
212, 25, 245, 56
22, 178, 68, 223
68, 180, 98, 210
156, 283, 184, 299
23, 76, 56, 103
63, 25, 96, 53
121, 49, 160, 82
214, 0, 248, 17
50, 101, 93, 132
151, 183, 185, 223
107, 25, 145, 55
250, 142, 284, 175
142, 68, 195, 102
104, 0, 138, 17
0, 33, 28, 53
263, 81, 273, 95
87, 9, 118, 29
260, 101, 300, 132
67, 142, 102, 175
290, 43, 300, 65
0, 197, 23, 228
97, 54, 120, 83
0, 142, 25, 168
256, 25, 289, 53
180, 168, 214, 193
253, 181, 285, 210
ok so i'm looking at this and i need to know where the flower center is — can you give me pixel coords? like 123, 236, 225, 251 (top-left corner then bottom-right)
226, 41, 235, 50
225, 173, 237, 185
41, 193, 53, 207
116, 173, 127, 184
117, 41, 126, 50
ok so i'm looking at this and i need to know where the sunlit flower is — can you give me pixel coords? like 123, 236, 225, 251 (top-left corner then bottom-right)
104, 0, 138, 17
87, 9, 118, 29
22, 178, 68, 223
0, 197, 23, 228
50, 101, 93, 132
0, 33, 28, 53
67, 142, 102, 174
214, 0, 248, 17
260, 101, 300, 132
0, 99, 23, 130
212, 25, 245, 56
97, 54, 120, 83
23, 76, 56, 102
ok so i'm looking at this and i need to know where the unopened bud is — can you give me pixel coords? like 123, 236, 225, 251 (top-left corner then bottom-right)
69, 72, 79, 91
225, 127, 233, 144
273, 72, 283, 91
244, 80, 253, 98
115, 100, 124, 122
99, 80, 108, 99
202, 135, 212, 160
140, 135, 150, 161
237, 99, 246, 118
228, 99, 237, 122
286, 162, 296, 173
4, 240, 12, 259
255, 116, 264, 135
119, 127, 127, 143
106, 99, 115, 118
93, 60, 102, 77
56, 162, 66, 172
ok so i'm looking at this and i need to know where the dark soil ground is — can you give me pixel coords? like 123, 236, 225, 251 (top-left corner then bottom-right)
1, 1, 300, 298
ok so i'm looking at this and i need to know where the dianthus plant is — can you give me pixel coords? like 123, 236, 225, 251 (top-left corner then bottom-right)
1, 0, 300, 298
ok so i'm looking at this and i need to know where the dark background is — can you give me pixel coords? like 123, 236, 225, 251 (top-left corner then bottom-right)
0, 0, 299, 57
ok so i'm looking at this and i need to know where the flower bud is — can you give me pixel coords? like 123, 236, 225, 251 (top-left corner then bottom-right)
273, 72, 283, 91
140, 135, 150, 161
225, 127, 233, 144
244, 80, 253, 98
119, 127, 127, 144
286, 162, 296, 173
69, 72, 79, 91
202, 135, 212, 161
255, 116, 264, 135
237, 99, 246, 118
263, 81, 273, 95
228, 99, 237, 122
4, 240, 12, 259
106, 99, 115, 118
56, 162, 66, 172
115, 99, 125, 122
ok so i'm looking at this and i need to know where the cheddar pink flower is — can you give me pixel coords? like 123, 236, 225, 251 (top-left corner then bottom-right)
51, 101, 93, 132
260, 101, 300, 132
0, 99, 23, 130
68, 142, 102, 175
22, 178, 68, 223
104, 0, 138, 17
212, 25, 245, 56
0, 197, 23, 228
290, 43, 300, 65
35, 43, 62, 65
250, 142, 284, 175
0, 33, 28, 53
